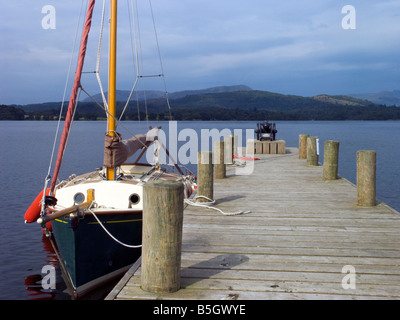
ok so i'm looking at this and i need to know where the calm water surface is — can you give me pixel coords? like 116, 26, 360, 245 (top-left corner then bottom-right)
0, 120, 399, 299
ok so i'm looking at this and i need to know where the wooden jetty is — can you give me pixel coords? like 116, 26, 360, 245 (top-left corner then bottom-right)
106, 146, 400, 300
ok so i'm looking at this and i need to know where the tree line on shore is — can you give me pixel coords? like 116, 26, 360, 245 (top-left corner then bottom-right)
2, 90, 400, 121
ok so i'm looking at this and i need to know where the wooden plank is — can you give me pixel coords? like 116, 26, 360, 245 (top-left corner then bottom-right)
179, 255, 400, 275
104, 257, 142, 300
183, 216, 400, 229
181, 244, 400, 259
180, 251, 400, 267
116, 284, 389, 300
125, 274, 400, 298
183, 223, 400, 234
118, 270, 395, 300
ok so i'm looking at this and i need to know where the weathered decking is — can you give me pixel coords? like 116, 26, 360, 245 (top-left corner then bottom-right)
107, 147, 400, 300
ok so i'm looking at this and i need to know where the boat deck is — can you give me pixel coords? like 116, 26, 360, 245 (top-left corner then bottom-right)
106, 147, 400, 300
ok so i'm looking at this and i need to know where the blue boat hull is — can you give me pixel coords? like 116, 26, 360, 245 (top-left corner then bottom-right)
51, 211, 142, 297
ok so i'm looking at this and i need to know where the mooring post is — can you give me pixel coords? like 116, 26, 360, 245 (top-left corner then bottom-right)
261, 141, 270, 154
224, 135, 233, 165
323, 140, 339, 180
277, 140, 286, 154
232, 134, 238, 157
246, 139, 256, 155
357, 150, 376, 207
255, 141, 263, 154
197, 151, 214, 202
299, 134, 309, 159
307, 136, 319, 166
141, 180, 184, 293
214, 140, 226, 179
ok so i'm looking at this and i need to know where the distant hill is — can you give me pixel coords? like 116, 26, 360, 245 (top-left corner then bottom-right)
348, 90, 400, 106
5, 85, 400, 121
167, 90, 377, 111
148, 90, 400, 120
83, 85, 253, 103
311, 94, 375, 107
168, 85, 253, 99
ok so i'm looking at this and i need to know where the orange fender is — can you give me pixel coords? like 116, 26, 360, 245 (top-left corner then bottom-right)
24, 188, 50, 223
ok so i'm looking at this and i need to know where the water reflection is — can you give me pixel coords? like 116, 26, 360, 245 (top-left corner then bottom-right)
24, 234, 120, 300
24, 235, 69, 300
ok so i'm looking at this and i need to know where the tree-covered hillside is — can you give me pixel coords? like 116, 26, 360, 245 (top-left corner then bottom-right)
2, 87, 400, 121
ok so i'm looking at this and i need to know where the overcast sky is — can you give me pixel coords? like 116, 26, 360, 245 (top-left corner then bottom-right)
1, 0, 399, 105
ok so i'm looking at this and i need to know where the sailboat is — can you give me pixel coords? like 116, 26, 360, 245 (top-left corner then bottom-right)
24, 0, 196, 298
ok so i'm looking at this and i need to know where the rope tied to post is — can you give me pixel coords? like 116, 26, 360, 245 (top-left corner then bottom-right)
184, 195, 251, 216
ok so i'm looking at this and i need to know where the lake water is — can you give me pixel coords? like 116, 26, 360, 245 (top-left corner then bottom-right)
0, 120, 399, 300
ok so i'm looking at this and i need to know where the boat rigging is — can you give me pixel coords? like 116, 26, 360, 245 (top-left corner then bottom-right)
24, 0, 196, 298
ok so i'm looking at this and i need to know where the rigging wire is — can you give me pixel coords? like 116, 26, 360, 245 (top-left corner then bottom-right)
148, 0, 173, 120
95, 0, 109, 112
80, 0, 173, 135
135, 0, 150, 127
80, 86, 148, 149
135, 91, 141, 121
118, 0, 141, 123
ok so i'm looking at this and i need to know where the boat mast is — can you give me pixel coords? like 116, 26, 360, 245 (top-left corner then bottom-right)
107, 0, 118, 181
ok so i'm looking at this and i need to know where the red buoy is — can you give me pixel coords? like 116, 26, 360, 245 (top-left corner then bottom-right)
24, 189, 50, 223
233, 154, 260, 161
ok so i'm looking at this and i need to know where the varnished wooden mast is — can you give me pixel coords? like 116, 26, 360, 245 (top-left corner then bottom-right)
107, 0, 118, 180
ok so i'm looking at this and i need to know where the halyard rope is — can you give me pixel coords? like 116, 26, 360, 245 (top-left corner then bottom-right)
42, 0, 86, 204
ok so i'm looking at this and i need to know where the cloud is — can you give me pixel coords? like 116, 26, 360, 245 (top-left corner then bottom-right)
1, 0, 399, 104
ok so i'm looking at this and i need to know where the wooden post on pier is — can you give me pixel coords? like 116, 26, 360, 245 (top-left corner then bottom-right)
299, 134, 309, 159
224, 136, 233, 165
323, 141, 339, 180
197, 151, 214, 202
214, 141, 226, 179
141, 180, 184, 293
232, 134, 238, 157
277, 140, 286, 154
246, 139, 256, 155
357, 150, 376, 207
307, 136, 319, 166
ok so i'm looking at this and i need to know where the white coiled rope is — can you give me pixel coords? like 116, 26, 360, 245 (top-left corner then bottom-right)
184, 196, 251, 216
87, 192, 250, 249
